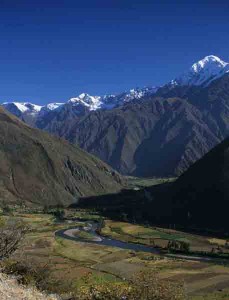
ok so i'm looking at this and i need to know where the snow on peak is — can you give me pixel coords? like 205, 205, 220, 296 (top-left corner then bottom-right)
68, 93, 102, 110
44, 102, 64, 111
67, 87, 158, 111
3, 54, 228, 118
2, 102, 43, 113
120, 87, 158, 101
173, 55, 229, 87
192, 55, 228, 72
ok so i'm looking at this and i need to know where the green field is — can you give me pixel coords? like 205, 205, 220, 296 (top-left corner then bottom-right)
126, 176, 176, 188
101, 219, 229, 254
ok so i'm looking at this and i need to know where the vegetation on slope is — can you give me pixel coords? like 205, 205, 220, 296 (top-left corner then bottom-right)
0, 107, 124, 207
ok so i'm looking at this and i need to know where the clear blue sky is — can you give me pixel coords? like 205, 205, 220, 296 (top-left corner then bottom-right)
0, 0, 229, 104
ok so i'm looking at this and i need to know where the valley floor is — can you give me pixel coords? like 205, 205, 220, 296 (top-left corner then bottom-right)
1, 210, 229, 299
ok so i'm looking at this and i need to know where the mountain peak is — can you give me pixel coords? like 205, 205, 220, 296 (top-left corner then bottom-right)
173, 55, 229, 87
78, 93, 91, 99
68, 93, 102, 110
191, 55, 228, 73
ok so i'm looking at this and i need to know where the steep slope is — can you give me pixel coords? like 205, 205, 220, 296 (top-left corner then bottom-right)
157, 73, 229, 136
0, 107, 123, 207
59, 97, 219, 177
170, 136, 229, 231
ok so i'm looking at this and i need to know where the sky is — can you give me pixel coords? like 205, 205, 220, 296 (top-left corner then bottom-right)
0, 0, 229, 104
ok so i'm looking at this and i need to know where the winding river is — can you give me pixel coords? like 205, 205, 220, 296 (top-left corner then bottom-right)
55, 220, 229, 264
55, 220, 160, 254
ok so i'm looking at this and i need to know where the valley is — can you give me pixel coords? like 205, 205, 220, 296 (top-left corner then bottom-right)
1, 66, 229, 298
0, 2, 228, 299
1, 206, 229, 299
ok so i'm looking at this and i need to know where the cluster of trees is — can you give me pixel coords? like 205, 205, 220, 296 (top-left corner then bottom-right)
43, 206, 65, 220
167, 240, 190, 253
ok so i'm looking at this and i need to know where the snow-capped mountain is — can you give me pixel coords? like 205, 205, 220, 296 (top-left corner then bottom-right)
2, 102, 42, 117
1, 55, 229, 119
171, 55, 229, 87
39, 102, 64, 115
2, 102, 42, 113
1, 101, 65, 124
68, 93, 103, 110
2, 54, 229, 179
68, 87, 158, 111
1, 87, 158, 118
44, 102, 64, 110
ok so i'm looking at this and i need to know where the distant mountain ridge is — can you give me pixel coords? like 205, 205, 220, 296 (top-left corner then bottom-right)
2, 55, 228, 118
1, 87, 158, 123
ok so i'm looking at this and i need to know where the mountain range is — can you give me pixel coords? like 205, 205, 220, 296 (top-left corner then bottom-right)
2, 55, 229, 177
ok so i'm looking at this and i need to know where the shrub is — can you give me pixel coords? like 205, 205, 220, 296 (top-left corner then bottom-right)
74, 270, 186, 300
2, 258, 57, 291
130, 270, 185, 300
0, 219, 28, 259
167, 240, 190, 253
52, 208, 65, 220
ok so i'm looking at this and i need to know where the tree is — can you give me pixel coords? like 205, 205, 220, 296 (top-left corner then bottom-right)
52, 208, 65, 220
0, 218, 28, 259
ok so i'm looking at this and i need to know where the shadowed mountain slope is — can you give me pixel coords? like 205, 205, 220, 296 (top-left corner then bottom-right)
170, 136, 229, 232
0, 107, 123, 207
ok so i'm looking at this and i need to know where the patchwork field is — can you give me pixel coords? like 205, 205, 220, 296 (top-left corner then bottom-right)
1, 210, 229, 299
101, 219, 229, 254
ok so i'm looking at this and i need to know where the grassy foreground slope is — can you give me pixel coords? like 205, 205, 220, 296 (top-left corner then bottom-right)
0, 107, 123, 207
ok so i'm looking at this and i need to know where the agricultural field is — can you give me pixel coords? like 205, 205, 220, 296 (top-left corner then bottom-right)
126, 176, 176, 188
101, 220, 229, 254
0, 210, 229, 299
